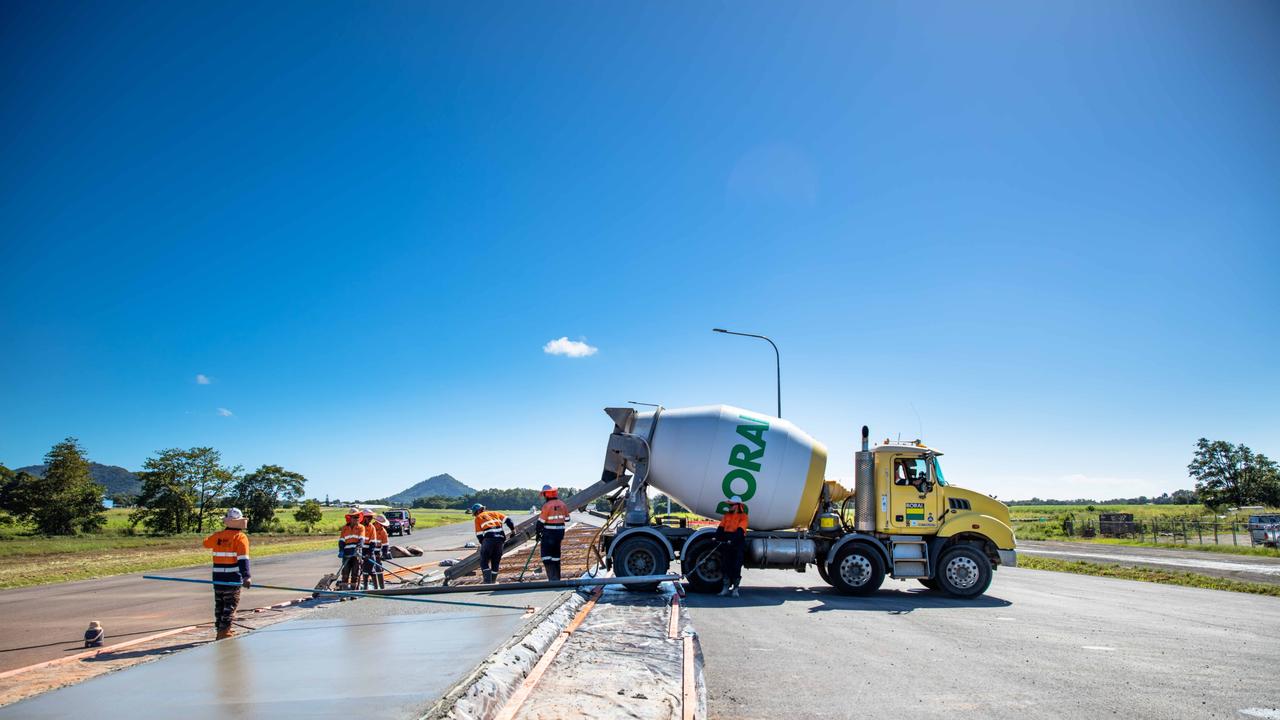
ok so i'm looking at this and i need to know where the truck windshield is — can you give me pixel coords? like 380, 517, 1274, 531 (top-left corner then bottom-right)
932, 458, 948, 486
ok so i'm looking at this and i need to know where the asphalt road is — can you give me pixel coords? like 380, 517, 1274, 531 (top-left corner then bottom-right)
0, 515, 536, 673
686, 567, 1280, 719
1020, 539, 1280, 584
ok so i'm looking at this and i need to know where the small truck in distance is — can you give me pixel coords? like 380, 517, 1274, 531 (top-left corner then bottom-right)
385, 509, 415, 536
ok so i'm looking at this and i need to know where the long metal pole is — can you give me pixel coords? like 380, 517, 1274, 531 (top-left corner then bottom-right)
370, 574, 682, 597
141, 575, 520, 610
713, 328, 781, 418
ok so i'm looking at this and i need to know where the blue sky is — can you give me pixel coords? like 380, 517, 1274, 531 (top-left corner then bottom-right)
2, 1, 1276, 502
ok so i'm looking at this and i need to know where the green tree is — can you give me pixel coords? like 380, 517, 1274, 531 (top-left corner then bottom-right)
6, 439, 107, 534
188, 448, 238, 533
1188, 438, 1279, 509
0, 464, 17, 525
293, 499, 323, 532
131, 447, 238, 534
132, 449, 198, 534
232, 465, 307, 532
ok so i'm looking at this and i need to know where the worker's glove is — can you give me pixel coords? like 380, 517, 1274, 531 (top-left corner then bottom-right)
242, 579, 252, 589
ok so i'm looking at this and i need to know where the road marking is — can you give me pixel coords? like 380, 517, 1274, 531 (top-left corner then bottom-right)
1239, 709, 1280, 719
1081, 646, 1116, 651
1021, 548, 1280, 576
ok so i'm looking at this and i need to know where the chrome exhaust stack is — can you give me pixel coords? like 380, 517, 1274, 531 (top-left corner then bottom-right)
854, 425, 875, 532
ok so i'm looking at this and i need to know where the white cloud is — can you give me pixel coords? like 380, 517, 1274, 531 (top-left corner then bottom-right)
543, 337, 598, 358
195, 374, 212, 385
216, 407, 234, 417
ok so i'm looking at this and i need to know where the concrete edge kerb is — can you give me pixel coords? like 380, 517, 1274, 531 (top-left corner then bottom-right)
419, 588, 586, 720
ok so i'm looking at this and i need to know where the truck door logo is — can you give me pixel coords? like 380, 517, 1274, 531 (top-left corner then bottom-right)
905, 502, 925, 521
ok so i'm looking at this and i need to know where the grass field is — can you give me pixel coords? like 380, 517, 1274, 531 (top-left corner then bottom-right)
0, 506, 506, 589
1019, 555, 1280, 598
1009, 503, 1275, 541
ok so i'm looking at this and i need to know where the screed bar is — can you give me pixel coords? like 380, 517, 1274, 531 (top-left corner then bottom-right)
368, 573, 681, 597
141, 575, 522, 611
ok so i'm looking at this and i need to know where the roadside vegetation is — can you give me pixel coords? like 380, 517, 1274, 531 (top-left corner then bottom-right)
0, 507, 480, 589
1019, 556, 1280, 598
0, 438, 536, 589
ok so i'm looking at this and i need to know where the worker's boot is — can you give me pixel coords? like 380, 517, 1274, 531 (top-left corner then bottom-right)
717, 582, 732, 597
216, 627, 235, 640
730, 584, 740, 598
543, 562, 560, 582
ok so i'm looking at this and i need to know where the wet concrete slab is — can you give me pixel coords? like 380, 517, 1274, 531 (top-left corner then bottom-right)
1, 606, 530, 720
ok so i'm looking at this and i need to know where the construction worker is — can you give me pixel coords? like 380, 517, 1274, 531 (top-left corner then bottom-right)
370, 513, 391, 589
202, 508, 251, 639
359, 509, 378, 590
535, 485, 569, 581
715, 496, 749, 597
470, 503, 516, 584
337, 508, 365, 591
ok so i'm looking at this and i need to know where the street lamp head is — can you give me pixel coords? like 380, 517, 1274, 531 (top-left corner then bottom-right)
712, 328, 727, 333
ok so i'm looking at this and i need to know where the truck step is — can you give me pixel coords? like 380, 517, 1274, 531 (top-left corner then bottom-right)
888, 537, 930, 579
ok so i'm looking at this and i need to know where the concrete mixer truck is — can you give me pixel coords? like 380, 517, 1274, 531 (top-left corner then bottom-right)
596, 405, 1018, 598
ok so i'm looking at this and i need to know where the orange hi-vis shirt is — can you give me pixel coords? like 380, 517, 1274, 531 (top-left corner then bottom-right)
474, 510, 508, 537
373, 523, 389, 547
339, 521, 365, 558
203, 529, 250, 584
718, 509, 749, 533
539, 499, 569, 527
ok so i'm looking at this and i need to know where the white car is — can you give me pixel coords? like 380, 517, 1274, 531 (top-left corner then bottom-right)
1247, 514, 1280, 548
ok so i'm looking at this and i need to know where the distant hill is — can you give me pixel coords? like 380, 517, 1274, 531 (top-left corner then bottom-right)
16, 462, 141, 496
384, 473, 475, 504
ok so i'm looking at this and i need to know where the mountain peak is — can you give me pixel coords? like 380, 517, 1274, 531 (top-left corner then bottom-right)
384, 473, 475, 504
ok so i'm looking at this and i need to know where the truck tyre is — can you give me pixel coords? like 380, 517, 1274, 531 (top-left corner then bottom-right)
816, 561, 833, 587
829, 544, 885, 596
935, 545, 992, 598
681, 538, 725, 594
613, 535, 668, 592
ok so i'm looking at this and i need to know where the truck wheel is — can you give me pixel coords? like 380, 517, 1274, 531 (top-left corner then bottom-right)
681, 538, 725, 594
830, 544, 885, 596
917, 578, 940, 591
935, 545, 992, 598
613, 535, 668, 592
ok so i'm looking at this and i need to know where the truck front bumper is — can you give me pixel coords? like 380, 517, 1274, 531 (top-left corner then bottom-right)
998, 549, 1017, 568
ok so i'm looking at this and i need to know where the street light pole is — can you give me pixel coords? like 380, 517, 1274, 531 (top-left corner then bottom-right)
712, 328, 781, 418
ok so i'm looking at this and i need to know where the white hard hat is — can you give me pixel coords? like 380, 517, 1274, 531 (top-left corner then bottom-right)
728, 496, 743, 504
223, 507, 248, 529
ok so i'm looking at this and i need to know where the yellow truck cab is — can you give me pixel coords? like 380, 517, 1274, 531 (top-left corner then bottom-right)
843, 437, 1017, 594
